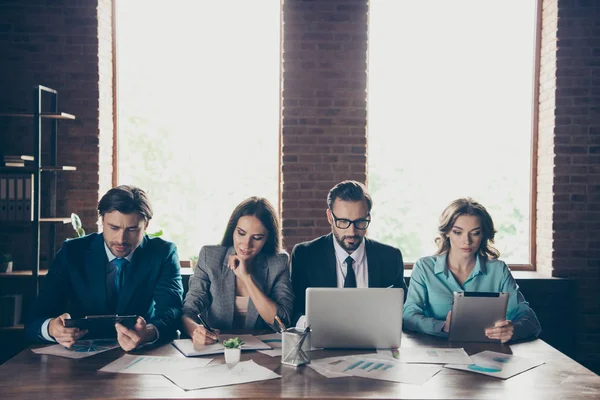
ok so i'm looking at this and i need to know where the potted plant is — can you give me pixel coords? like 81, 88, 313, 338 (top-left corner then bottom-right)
189, 255, 199, 268
71, 213, 86, 237
1, 254, 12, 273
222, 337, 244, 364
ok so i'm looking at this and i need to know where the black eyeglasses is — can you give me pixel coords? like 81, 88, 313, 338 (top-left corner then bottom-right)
330, 209, 371, 230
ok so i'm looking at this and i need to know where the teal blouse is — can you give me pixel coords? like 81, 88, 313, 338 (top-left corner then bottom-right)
403, 253, 541, 341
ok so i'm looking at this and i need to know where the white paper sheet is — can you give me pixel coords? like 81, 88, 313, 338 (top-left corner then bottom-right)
172, 334, 271, 357
99, 354, 213, 374
322, 355, 442, 385
31, 339, 119, 359
386, 347, 473, 364
308, 356, 354, 378
444, 350, 544, 379
163, 360, 280, 391
256, 333, 282, 357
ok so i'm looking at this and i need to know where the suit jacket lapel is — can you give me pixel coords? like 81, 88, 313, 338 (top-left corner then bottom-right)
365, 238, 381, 288
221, 247, 236, 328
245, 253, 269, 329
323, 234, 338, 287
86, 234, 108, 313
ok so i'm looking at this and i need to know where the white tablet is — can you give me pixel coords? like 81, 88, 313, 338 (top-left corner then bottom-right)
448, 291, 509, 342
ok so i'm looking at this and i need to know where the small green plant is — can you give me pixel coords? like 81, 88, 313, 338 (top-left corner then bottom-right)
222, 337, 245, 349
2, 253, 11, 263
189, 255, 199, 267
71, 213, 85, 237
147, 229, 163, 237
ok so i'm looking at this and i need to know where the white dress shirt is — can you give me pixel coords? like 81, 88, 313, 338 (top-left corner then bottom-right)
333, 237, 369, 288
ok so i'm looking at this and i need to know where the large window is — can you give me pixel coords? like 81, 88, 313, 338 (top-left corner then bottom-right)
116, 1, 281, 262
368, 1, 538, 265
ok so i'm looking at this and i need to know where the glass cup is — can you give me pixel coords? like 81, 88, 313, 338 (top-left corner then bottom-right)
281, 327, 311, 366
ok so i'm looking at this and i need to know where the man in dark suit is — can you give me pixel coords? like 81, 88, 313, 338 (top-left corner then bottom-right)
291, 180, 407, 321
25, 185, 183, 351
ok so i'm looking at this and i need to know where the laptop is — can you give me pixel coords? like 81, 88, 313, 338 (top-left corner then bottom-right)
306, 287, 404, 349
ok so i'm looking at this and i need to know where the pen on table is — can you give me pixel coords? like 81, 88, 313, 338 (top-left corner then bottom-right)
196, 313, 219, 342
274, 315, 287, 333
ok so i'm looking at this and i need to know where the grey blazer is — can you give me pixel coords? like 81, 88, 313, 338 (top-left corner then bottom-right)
183, 245, 294, 330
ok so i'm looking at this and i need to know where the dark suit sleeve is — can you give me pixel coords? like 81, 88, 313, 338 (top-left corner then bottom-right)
147, 243, 184, 343
291, 244, 309, 323
25, 242, 72, 342
392, 247, 408, 301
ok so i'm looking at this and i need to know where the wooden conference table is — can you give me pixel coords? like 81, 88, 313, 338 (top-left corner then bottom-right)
1, 332, 599, 399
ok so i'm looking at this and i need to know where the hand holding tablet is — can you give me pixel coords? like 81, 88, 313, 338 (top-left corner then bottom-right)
64, 315, 138, 339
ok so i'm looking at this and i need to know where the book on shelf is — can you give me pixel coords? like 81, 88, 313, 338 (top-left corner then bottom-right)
3, 155, 35, 167
0, 174, 33, 221
3, 155, 34, 162
0, 294, 23, 327
4, 162, 25, 167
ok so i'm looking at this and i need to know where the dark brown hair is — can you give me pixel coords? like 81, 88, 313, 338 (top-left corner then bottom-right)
327, 180, 372, 212
221, 197, 281, 255
97, 185, 153, 221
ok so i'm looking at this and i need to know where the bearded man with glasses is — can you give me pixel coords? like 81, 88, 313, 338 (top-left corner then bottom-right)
291, 180, 407, 323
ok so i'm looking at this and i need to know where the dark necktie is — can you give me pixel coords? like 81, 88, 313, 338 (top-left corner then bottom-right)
113, 258, 129, 296
344, 256, 356, 288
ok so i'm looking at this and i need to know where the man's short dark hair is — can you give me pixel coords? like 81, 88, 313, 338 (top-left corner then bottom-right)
97, 185, 153, 221
327, 180, 372, 212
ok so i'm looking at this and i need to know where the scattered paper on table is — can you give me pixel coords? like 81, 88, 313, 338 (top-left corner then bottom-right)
258, 349, 282, 357
325, 355, 442, 385
163, 360, 280, 391
256, 333, 282, 357
31, 339, 119, 359
172, 334, 271, 357
99, 354, 212, 374
386, 347, 473, 364
444, 350, 544, 379
308, 356, 354, 378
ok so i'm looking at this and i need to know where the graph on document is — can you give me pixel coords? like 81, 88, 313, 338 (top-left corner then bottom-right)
343, 359, 395, 373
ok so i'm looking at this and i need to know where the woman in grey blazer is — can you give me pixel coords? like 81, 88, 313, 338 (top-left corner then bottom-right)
182, 197, 294, 345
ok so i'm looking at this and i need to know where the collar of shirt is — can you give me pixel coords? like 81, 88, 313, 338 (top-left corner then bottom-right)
104, 242, 134, 263
332, 236, 368, 287
434, 252, 487, 278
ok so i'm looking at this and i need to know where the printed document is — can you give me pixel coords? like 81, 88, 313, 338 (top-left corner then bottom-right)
172, 334, 271, 357
444, 350, 544, 379
99, 354, 212, 374
256, 333, 282, 357
381, 347, 473, 364
163, 360, 280, 391
31, 339, 119, 359
325, 355, 442, 385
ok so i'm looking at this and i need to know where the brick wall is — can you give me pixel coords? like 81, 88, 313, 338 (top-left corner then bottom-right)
0, 0, 104, 268
281, 0, 368, 252
540, 0, 600, 374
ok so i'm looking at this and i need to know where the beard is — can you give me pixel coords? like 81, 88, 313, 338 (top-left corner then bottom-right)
333, 231, 363, 253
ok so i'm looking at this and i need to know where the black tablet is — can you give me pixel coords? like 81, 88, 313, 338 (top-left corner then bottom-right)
64, 315, 138, 339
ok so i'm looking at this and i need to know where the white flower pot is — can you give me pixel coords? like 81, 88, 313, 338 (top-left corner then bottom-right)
224, 347, 241, 364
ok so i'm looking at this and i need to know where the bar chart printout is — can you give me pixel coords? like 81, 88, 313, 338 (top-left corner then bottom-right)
324, 356, 442, 385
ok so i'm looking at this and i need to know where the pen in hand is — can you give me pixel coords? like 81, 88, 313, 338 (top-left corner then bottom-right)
196, 313, 219, 342
274, 315, 287, 333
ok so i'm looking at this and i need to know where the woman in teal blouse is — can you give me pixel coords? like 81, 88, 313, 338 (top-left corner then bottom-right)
403, 198, 541, 343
